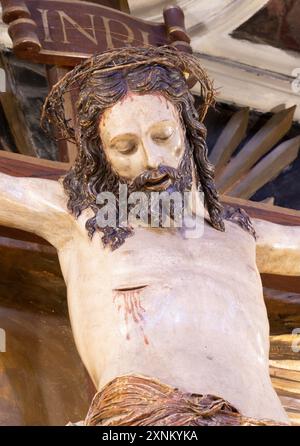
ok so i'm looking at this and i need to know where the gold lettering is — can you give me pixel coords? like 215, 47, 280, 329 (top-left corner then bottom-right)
57, 10, 97, 45
102, 17, 134, 49
37, 9, 53, 43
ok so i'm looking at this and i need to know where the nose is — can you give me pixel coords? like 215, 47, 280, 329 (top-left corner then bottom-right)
142, 139, 164, 170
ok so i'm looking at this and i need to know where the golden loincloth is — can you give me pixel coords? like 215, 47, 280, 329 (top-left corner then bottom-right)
84, 374, 286, 426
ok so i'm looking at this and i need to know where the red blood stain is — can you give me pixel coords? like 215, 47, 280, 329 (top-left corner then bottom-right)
113, 288, 149, 346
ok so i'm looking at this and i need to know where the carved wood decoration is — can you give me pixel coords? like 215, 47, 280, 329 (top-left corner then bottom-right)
210, 105, 300, 199
1, 0, 192, 65
1, 1, 300, 120
0, 1, 300, 426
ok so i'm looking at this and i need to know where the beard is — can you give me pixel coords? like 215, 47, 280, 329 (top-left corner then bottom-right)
93, 144, 194, 250
129, 163, 189, 194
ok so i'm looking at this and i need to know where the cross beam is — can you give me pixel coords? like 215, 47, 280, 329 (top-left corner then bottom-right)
1, 151, 300, 293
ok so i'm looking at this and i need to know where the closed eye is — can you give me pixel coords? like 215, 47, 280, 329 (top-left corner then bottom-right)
111, 139, 137, 155
151, 127, 174, 143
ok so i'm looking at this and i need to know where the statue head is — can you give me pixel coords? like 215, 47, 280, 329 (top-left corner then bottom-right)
42, 46, 224, 249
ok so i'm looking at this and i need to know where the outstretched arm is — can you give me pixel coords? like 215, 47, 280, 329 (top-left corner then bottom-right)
0, 172, 73, 248
253, 218, 300, 276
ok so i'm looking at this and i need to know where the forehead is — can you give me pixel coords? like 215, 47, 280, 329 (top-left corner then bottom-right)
99, 93, 179, 140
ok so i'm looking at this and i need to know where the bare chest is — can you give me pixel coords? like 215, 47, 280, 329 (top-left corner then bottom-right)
59, 220, 263, 325
65, 219, 258, 285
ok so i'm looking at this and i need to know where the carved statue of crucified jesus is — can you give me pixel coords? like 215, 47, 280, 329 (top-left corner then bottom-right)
0, 46, 299, 425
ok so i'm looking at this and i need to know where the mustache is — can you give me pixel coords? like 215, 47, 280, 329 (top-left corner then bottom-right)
130, 165, 179, 190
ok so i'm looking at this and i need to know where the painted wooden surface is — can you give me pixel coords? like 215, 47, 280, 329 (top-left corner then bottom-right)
0, 0, 298, 425
216, 106, 298, 194
1, 0, 191, 65
1, 237, 299, 425
0, 237, 93, 425
1, 150, 300, 295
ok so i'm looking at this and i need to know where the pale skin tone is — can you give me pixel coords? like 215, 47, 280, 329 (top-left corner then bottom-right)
0, 93, 299, 424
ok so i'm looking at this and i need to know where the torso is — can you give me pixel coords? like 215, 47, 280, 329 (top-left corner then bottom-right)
56, 203, 289, 424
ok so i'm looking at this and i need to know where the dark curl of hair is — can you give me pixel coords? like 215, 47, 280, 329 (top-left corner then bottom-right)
42, 46, 224, 248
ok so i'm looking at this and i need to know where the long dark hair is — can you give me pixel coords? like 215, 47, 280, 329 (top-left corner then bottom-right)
42, 47, 224, 248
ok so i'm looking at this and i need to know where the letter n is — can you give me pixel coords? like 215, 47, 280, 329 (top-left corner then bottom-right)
57, 11, 97, 45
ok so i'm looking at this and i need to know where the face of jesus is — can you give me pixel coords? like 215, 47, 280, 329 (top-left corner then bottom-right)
99, 93, 185, 190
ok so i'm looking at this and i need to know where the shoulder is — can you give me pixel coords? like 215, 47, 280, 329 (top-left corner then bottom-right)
28, 178, 77, 248
19, 177, 69, 214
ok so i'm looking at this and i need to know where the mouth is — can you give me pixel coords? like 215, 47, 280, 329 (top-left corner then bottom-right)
143, 174, 172, 191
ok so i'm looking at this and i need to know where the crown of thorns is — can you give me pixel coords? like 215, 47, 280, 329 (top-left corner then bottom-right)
41, 45, 215, 143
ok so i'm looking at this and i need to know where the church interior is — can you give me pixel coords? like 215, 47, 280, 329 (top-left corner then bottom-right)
0, 0, 299, 426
